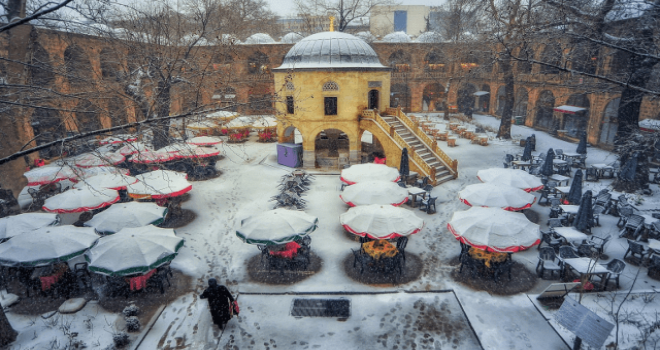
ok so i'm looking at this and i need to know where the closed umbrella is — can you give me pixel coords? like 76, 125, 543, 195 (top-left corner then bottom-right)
75, 173, 138, 191
85, 225, 183, 276
186, 136, 222, 146
236, 209, 318, 245
521, 137, 533, 162
339, 180, 409, 207
576, 131, 587, 155
458, 183, 536, 211
447, 207, 540, 252
0, 213, 59, 240
573, 190, 594, 233
340, 164, 400, 185
73, 152, 126, 168
619, 153, 638, 182
399, 148, 410, 179
24, 166, 76, 186
476, 168, 544, 192
340, 204, 424, 239
85, 202, 167, 235
540, 148, 555, 177
0, 226, 98, 267
43, 186, 119, 213
566, 169, 583, 205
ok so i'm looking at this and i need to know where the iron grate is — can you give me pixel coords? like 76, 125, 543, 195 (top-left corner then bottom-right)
290, 298, 351, 318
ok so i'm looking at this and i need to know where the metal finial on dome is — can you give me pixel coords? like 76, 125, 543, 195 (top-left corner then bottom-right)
329, 16, 335, 32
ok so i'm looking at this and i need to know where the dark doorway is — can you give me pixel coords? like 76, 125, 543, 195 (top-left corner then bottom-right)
368, 90, 379, 110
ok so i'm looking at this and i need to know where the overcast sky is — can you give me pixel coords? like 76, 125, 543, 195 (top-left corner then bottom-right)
265, 0, 445, 17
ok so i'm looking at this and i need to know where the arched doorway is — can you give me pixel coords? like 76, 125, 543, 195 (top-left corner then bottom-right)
388, 50, 411, 72
282, 125, 303, 144
368, 89, 379, 110
361, 131, 385, 162
513, 88, 529, 121
496, 86, 506, 116
315, 129, 350, 168
422, 83, 445, 111
534, 90, 555, 130
390, 84, 411, 112
600, 98, 619, 146
30, 108, 66, 159
562, 94, 590, 138
479, 84, 490, 113
457, 83, 477, 113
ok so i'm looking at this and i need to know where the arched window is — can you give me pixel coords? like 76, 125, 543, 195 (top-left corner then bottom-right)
516, 47, 533, 74
30, 43, 55, 86
247, 51, 270, 74
64, 45, 92, 86
30, 108, 66, 159
213, 52, 234, 71
424, 51, 445, 72
569, 44, 597, 74
100, 48, 121, 80
322, 81, 339, 92
388, 50, 411, 72
540, 44, 561, 74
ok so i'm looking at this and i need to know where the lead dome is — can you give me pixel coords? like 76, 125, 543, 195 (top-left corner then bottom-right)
274, 31, 388, 70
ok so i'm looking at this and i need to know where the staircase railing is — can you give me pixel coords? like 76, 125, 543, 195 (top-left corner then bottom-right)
385, 107, 458, 178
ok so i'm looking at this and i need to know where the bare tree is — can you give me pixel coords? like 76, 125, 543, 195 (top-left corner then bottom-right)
294, 0, 398, 32
437, 0, 484, 43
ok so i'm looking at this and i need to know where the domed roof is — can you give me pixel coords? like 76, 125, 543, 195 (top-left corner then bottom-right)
354, 31, 376, 43
281, 32, 304, 44
381, 31, 411, 43
274, 31, 387, 71
243, 33, 275, 44
416, 32, 443, 43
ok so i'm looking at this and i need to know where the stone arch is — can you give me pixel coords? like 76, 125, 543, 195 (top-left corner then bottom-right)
569, 43, 597, 74
534, 90, 555, 130
358, 122, 401, 168
310, 126, 355, 169
75, 100, 103, 135
456, 83, 477, 113
64, 45, 93, 86
540, 43, 561, 74
424, 51, 446, 72
561, 94, 590, 138
30, 108, 67, 159
478, 84, 490, 113
388, 50, 411, 72
496, 86, 506, 116
516, 47, 533, 74
99, 47, 121, 80
280, 124, 304, 144
358, 129, 386, 162
247, 51, 270, 74
30, 42, 55, 86
513, 88, 529, 121
599, 97, 620, 146
390, 83, 411, 112
422, 83, 445, 112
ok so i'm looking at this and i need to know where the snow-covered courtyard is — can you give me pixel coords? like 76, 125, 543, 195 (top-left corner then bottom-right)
6, 113, 660, 350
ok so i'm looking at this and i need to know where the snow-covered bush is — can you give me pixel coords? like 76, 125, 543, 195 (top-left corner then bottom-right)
122, 304, 140, 318
125, 316, 141, 332
112, 333, 130, 348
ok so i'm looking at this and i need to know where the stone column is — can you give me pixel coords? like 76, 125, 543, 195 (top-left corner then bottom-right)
302, 150, 315, 169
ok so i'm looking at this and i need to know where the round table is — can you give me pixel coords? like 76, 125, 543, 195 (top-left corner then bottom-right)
362, 240, 398, 260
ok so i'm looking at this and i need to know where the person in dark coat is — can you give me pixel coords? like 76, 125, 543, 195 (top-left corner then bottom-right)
200, 278, 235, 329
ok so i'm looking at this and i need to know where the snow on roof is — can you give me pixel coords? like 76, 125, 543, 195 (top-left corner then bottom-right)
473, 91, 489, 96
380, 31, 412, 43
640, 119, 660, 131
220, 34, 241, 45
553, 105, 587, 114
281, 32, 304, 44
354, 31, 376, 43
606, 0, 653, 21
416, 31, 443, 43
274, 31, 387, 70
243, 33, 275, 45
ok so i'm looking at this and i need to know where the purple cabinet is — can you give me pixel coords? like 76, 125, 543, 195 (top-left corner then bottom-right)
277, 143, 303, 168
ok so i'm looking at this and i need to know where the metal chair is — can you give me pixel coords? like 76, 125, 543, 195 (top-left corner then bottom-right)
602, 259, 625, 289
592, 205, 606, 226
585, 168, 599, 182
492, 255, 514, 283
554, 149, 564, 159
418, 196, 437, 214
396, 236, 408, 262
539, 219, 563, 251
648, 254, 660, 279
351, 249, 367, 275
415, 176, 429, 188
620, 214, 645, 240
536, 247, 562, 279
558, 246, 580, 261
503, 154, 514, 168
549, 198, 562, 219
617, 206, 634, 227
624, 239, 647, 265
576, 240, 597, 258
590, 234, 612, 257
538, 182, 559, 206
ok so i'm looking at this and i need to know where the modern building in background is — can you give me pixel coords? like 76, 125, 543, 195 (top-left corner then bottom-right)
370, 5, 431, 38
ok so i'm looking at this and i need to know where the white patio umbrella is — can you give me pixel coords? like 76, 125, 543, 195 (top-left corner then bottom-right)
43, 186, 120, 213
236, 209, 318, 245
340, 204, 424, 239
186, 136, 222, 146
251, 116, 278, 130
74, 173, 138, 191
99, 134, 138, 145
84, 202, 167, 234
130, 150, 178, 164
0, 225, 98, 267
24, 165, 76, 186
76, 166, 130, 179
176, 147, 220, 159
73, 152, 126, 168
186, 121, 217, 130
477, 168, 544, 192
0, 213, 59, 240
85, 225, 184, 276
116, 142, 150, 156
340, 164, 400, 185
339, 180, 409, 207
128, 170, 192, 199
158, 143, 197, 154
206, 110, 238, 121
447, 207, 540, 252
458, 183, 536, 211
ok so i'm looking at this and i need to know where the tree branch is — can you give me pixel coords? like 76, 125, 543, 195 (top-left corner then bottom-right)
0, 0, 75, 34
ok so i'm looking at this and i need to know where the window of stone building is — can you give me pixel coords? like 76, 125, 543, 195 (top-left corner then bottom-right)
562, 94, 590, 138
388, 50, 411, 72
516, 47, 533, 74
30, 43, 55, 86
213, 52, 234, 71
569, 44, 597, 74
100, 48, 121, 80
322, 81, 339, 91
424, 51, 445, 72
286, 96, 295, 114
247, 51, 270, 74
324, 97, 337, 115
286, 82, 295, 91
30, 108, 67, 159
540, 43, 561, 74
64, 45, 93, 86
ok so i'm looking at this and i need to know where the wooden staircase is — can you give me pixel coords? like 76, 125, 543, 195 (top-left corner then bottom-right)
361, 108, 458, 186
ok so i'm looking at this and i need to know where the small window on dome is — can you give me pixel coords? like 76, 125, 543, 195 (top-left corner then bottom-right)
285, 82, 295, 91
323, 81, 339, 92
